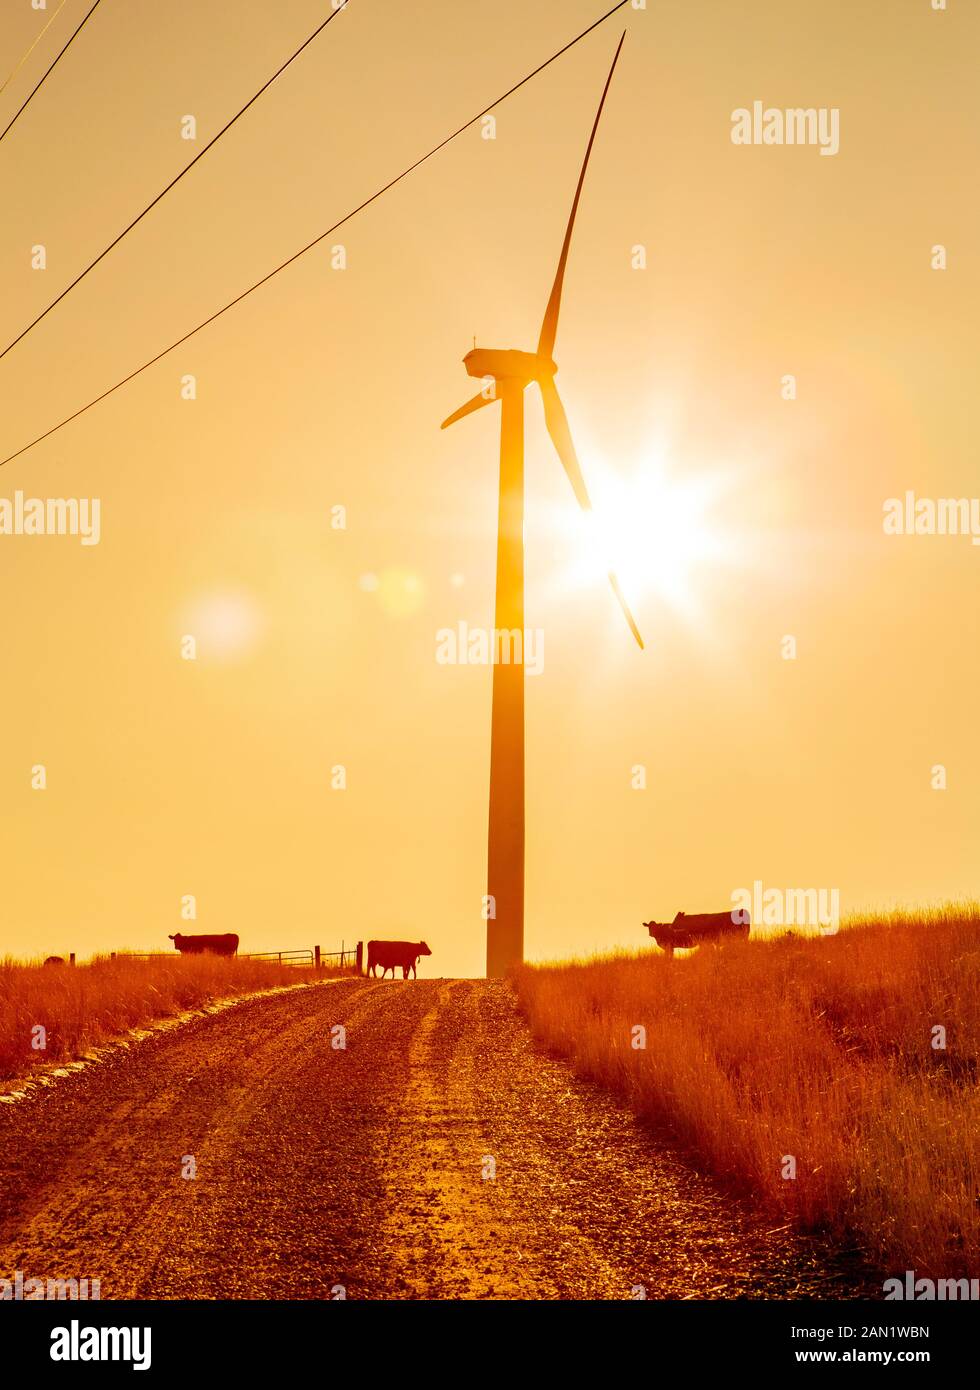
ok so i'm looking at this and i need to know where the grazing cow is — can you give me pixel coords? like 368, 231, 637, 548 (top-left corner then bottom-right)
642, 910, 750, 960
168, 933, 239, 957
366, 940, 432, 980
43, 956, 65, 966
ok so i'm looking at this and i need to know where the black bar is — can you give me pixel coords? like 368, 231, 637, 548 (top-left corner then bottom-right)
9, 1298, 975, 1376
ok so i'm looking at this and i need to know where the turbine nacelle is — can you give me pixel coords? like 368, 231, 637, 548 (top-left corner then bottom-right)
462, 347, 556, 385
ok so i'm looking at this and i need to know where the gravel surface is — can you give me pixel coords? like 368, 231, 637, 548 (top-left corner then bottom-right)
0, 978, 875, 1299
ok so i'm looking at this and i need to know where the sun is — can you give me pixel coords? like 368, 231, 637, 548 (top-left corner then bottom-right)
547, 446, 741, 625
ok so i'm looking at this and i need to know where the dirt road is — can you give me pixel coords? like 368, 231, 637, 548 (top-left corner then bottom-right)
0, 979, 870, 1299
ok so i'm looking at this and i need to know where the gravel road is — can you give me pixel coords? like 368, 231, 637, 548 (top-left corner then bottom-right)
0, 978, 872, 1299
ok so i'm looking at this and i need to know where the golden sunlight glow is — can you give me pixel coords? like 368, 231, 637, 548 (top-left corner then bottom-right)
182, 591, 262, 660
558, 451, 741, 622
360, 567, 426, 618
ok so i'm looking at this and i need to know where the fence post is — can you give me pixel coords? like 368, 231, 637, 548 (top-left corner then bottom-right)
69, 952, 76, 966
314, 945, 321, 969
355, 941, 363, 975
110, 952, 116, 961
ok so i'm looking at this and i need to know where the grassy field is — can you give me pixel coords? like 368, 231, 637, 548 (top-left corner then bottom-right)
515, 905, 980, 1277
0, 953, 354, 1081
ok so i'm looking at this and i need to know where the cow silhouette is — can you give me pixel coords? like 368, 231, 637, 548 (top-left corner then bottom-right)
168, 933, 239, 957
642, 910, 750, 960
366, 940, 432, 979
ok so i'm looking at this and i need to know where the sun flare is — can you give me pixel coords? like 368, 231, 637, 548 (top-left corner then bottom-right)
551, 450, 741, 622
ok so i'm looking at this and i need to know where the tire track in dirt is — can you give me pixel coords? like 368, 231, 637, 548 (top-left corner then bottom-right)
378, 981, 530, 1297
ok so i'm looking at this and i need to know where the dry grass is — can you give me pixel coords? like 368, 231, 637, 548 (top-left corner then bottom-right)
0, 953, 354, 1081
515, 905, 980, 1277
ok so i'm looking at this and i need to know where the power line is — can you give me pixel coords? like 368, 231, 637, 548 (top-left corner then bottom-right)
0, 1, 348, 362
0, 0, 631, 471
0, 0, 70, 99
0, 0, 103, 147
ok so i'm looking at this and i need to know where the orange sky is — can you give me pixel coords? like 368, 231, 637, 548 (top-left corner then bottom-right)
1, 0, 977, 975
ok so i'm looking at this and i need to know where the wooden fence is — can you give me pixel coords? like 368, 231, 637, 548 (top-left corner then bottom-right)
104, 943, 364, 972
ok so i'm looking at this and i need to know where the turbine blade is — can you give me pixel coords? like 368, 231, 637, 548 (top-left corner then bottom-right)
539, 376, 593, 511
606, 569, 645, 650
539, 378, 644, 649
536, 32, 626, 362
441, 389, 495, 430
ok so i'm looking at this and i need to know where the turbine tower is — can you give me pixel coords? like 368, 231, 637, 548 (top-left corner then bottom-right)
442, 33, 643, 978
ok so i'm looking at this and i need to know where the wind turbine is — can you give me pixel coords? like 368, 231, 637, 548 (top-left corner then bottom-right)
442, 32, 643, 979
